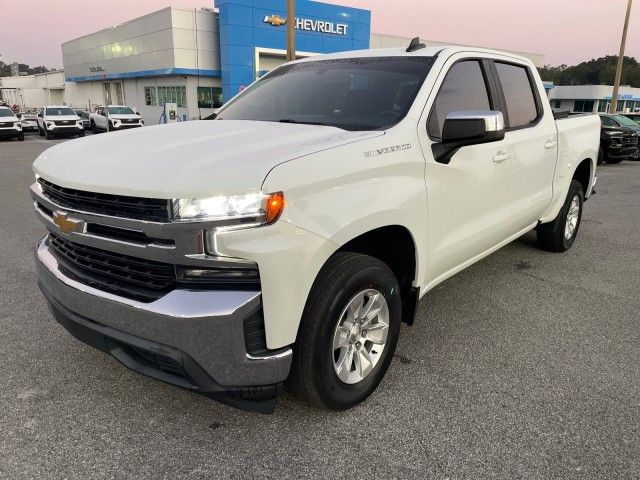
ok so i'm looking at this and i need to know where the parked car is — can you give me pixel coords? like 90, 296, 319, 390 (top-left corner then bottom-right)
20, 108, 40, 132
37, 106, 85, 139
74, 110, 91, 130
599, 114, 639, 163
0, 105, 25, 141
31, 43, 599, 412
89, 105, 144, 132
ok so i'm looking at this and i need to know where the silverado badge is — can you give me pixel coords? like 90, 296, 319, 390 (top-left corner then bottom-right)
53, 211, 84, 234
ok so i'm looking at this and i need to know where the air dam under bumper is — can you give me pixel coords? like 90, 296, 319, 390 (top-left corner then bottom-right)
35, 238, 292, 412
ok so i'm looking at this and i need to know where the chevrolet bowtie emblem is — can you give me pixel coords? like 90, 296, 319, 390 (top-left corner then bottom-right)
53, 211, 84, 234
264, 15, 287, 26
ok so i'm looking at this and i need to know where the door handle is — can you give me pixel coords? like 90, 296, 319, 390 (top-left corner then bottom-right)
493, 151, 511, 163
544, 140, 558, 150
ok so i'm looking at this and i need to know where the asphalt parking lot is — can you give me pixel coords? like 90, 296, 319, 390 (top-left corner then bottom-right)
1, 133, 639, 479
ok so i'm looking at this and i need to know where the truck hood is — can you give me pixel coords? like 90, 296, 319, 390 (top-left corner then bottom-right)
33, 120, 383, 199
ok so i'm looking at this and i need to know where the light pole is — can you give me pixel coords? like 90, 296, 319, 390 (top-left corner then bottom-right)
610, 0, 633, 113
286, 0, 296, 61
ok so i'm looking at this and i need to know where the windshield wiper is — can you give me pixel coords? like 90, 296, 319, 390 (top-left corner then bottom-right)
278, 119, 330, 127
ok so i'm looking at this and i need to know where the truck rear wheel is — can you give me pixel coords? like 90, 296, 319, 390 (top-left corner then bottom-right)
537, 179, 584, 252
288, 252, 401, 410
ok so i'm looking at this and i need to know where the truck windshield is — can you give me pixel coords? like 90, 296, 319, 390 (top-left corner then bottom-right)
218, 56, 436, 131
46, 107, 76, 116
0, 109, 14, 117
108, 106, 134, 115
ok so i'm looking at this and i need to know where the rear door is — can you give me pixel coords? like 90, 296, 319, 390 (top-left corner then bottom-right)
419, 57, 514, 283
491, 61, 557, 232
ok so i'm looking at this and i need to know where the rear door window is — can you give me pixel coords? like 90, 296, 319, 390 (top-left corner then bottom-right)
494, 62, 540, 128
427, 60, 492, 139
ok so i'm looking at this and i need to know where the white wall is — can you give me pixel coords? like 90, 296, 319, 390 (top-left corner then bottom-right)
62, 7, 221, 81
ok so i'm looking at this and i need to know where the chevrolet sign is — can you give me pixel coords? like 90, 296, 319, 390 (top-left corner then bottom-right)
263, 15, 349, 35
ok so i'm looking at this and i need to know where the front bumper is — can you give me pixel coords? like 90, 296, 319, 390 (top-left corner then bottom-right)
0, 127, 22, 137
113, 124, 143, 130
605, 143, 638, 159
47, 125, 83, 135
36, 237, 292, 411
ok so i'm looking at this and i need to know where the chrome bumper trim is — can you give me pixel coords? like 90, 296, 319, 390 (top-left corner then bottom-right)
31, 182, 253, 267
36, 237, 292, 386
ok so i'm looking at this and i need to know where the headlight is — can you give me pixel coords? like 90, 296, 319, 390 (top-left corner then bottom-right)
172, 192, 284, 224
604, 130, 623, 137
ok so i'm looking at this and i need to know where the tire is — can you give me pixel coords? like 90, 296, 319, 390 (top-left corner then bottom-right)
287, 252, 402, 410
44, 125, 52, 140
38, 125, 44, 136
537, 179, 584, 252
78, 130, 85, 137
18, 133, 24, 141
90, 120, 96, 133
597, 147, 605, 164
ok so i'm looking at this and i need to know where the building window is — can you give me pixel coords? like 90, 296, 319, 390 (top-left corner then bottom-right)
157, 86, 187, 108
197, 87, 223, 109
573, 100, 594, 113
597, 99, 608, 113
145, 87, 157, 106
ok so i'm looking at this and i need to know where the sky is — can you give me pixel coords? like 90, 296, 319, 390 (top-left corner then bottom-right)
0, 0, 638, 68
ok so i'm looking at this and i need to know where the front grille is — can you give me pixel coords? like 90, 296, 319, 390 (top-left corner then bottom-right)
121, 119, 139, 124
48, 233, 176, 302
0, 122, 15, 127
38, 178, 170, 222
46, 234, 261, 302
54, 120, 76, 126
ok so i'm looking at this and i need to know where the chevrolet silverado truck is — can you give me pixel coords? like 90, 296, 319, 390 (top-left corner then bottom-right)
31, 42, 600, 412
90, 105, 144, 133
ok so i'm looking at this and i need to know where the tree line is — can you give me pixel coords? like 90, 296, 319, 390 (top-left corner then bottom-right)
538, 55, 640, 88
0, 61, 50, 77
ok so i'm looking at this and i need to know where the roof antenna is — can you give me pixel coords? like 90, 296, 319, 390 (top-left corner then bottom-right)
406, 37, 426, 53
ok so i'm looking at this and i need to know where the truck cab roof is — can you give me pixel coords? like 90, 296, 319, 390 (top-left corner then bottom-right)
292, 45, 534, 67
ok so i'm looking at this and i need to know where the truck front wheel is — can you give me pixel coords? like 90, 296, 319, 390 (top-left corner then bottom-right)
537, 179, 584, 252
288, 252, 401, 410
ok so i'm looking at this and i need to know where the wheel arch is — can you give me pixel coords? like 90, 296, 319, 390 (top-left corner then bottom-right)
572, 157, 593, 196
333, 224, 421, 326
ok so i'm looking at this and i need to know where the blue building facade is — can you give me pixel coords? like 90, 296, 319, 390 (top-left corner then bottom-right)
217, 0, 371, 101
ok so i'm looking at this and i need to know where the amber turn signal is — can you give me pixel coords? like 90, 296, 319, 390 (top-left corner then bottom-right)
265, 192, 285, 224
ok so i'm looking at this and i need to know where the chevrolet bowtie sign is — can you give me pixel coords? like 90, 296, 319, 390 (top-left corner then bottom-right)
263, 15, 349, 35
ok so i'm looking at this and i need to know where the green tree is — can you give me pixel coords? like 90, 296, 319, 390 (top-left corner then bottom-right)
538, 56, 640, 87
0, 61, 50, 77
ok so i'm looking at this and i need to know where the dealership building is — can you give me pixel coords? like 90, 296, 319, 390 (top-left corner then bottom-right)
548, 85, 640, 114
0, 0, 545, 122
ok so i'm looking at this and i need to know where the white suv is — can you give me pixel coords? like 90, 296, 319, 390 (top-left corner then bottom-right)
90, 105, 144, 132
0, 106, 24, 141
37, 106, 85, 140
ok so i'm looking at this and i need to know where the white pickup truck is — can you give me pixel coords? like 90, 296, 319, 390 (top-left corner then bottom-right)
89, 105, 144, 133
31, 43, 599, 412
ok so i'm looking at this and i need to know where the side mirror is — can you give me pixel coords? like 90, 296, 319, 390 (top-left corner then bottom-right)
433, 111, 505, 164
38, 113, 43, 118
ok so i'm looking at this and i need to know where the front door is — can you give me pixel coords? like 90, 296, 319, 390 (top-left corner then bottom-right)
419, 58, 513, 285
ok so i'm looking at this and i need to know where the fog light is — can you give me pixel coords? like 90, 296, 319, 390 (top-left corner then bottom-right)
176, 265, 260, 287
